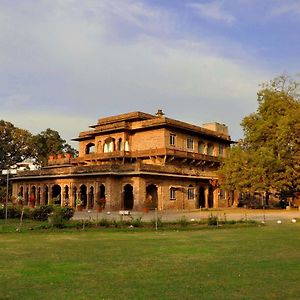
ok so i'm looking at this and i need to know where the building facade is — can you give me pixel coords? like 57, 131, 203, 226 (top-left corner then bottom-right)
12, 110, 234, 211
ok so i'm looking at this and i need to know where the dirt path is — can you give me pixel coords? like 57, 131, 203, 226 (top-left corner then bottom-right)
73, 208, 300, 223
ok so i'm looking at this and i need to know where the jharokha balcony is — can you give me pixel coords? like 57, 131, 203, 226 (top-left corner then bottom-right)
48, 148, 221, 167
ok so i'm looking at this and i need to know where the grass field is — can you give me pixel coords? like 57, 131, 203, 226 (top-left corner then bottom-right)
1, 221, 300, 299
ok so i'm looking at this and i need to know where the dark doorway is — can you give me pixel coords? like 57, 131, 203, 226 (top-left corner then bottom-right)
99, 184, 105, 199
199, 187, 205, 208
79, 185, 87, 208
88, 186, 94, 209
124, 184, 134, 210
208, 187, 214, 208
146, 184, 158, 209
52, 185, 61, 205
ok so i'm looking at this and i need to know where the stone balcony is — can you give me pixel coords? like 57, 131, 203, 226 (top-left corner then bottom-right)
46, 148, 220, 168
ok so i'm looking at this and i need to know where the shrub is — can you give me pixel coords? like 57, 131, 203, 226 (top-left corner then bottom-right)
207, 214, 218, 226
151, 216, 163, 228
7, 206, 21, 218
112, 219, 124, 228
22, 207, 32, 219
59, 207, 75, 220
178, 216, 188, 227
48, 212, 65, 228
0, 206, 22, 219
31, 205, 53, 221
99, 217, 110, 227
47, 206, 74, 228
131, 217, 143, 228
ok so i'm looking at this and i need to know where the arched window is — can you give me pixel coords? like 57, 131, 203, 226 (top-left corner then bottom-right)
104, 137, 115, 153
85, 143, 95, 154
124, 140, 130, 151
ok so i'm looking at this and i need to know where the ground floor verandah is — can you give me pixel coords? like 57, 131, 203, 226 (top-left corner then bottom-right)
12, 175, 233, 211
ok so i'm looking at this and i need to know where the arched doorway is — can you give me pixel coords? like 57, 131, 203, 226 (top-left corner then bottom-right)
208, 187, 214, 208
146, 184, 158, 210
99, 184, 105, 199
52, 185, 61, 205
85, 143, 95, 154
88, 186, 94, 209
79, 185, 87, 208
198, 187, 205, 208
123, 184, 134, 210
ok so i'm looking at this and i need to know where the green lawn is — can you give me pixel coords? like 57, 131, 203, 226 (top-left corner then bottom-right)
0, 222, 300, 299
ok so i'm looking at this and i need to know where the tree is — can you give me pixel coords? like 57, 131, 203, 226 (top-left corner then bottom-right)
33, 128, 78, 166
219, 75, 300, 204
0, 120, 33, 170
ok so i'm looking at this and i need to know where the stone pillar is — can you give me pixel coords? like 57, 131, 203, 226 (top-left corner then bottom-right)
87, 184, 91, 209
94, 183, 99, 210
37, 187, 41, 206
204, 186, 209, 208
133, 177, 145, 211
157, 185, 163, 211
213, 188, 219, 208
105, 177, 121, 210
70, 184, 75, 207
12, 183, 18, 201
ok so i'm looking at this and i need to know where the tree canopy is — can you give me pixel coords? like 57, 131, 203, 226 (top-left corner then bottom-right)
0, 123, 78, 169
219, 75, 300, 200
32, 128, 78, 166
0, 120, 33, 170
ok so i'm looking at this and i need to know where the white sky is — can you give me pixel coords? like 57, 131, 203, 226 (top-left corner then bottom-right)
1, 0, 299, 146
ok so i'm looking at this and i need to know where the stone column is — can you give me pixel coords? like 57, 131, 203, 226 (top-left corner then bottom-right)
204, 186, 209, 208
94, 182, 98, 210
105, 177, 121, 211
133, 177, 145, 211
213, 188, 219, 208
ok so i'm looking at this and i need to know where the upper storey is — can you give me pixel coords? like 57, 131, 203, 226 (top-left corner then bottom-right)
69, 110, 232, 166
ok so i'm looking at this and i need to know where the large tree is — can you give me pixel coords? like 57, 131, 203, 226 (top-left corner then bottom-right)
0, 120, 33, 170
32, 128, 78, 166
219, 75, 300, 203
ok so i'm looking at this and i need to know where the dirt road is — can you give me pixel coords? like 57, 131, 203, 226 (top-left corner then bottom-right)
73, 208, 300, 223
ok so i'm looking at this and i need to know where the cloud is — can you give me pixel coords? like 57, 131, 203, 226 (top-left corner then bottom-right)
0, 0, 272, 142
188, 1, 235, 23
269, 1, 300, 17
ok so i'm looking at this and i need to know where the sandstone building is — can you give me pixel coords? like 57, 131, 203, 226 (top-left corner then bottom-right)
12, 110, 233, 211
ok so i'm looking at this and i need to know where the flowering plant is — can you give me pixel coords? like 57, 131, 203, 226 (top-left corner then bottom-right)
96, 198, 106, 209
29, 194, 35, 203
